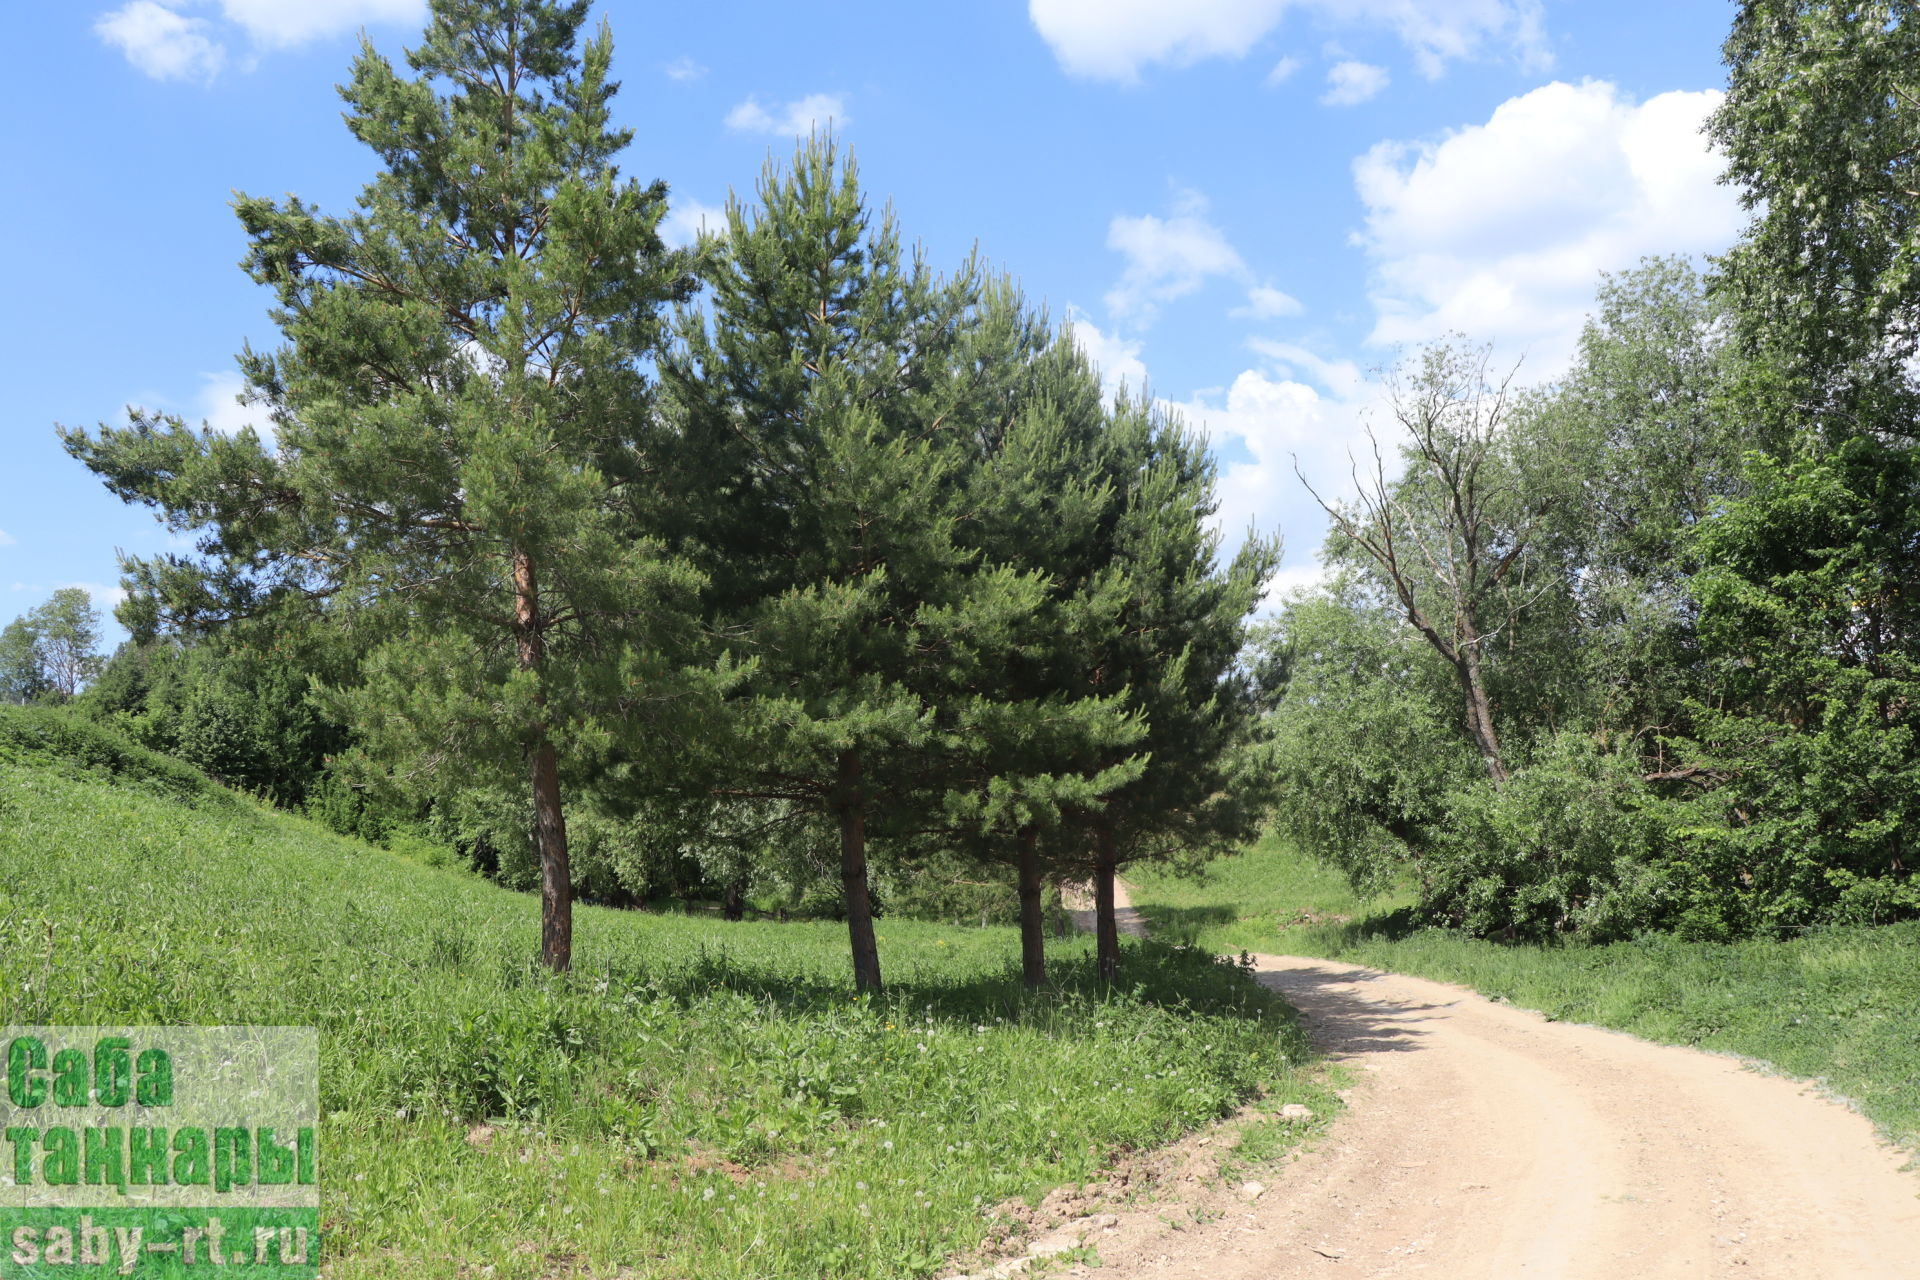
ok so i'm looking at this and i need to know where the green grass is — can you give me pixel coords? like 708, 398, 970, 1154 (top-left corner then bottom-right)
0, 747, 1327, 1279
1129, 836, 1920, 1150
1126, 834, 1412, 956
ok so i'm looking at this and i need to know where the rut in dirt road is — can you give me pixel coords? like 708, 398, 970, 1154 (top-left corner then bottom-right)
1109, 954, 1920, 1280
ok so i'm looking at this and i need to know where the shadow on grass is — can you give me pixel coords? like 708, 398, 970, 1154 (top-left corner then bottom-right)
565, 935, 1295, 1031
1296, 904, 1426, 952
1136, 904, 1243, 942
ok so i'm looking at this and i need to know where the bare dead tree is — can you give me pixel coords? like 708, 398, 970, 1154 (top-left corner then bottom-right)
1298, 342, 1548, 786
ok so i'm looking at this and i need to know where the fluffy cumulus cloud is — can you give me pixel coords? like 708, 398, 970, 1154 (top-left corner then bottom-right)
60, 581, 132, 610
661, 197, 728, 249
96, 1, 425, 79
1354, 80, 1743, 374
725, 93, 848, 137
1171, 339, 1393, 590
1105, 190, 1246, 322
1029, 0, 1546, 83
216, 0, 424, 48
194, 371, 276, 439
1065, 310, 1150, 402
1321, 59, 1389, 105
95, 2, 226, 81
1104, 190, 1301, 329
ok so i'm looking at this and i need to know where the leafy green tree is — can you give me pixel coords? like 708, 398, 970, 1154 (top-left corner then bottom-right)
1673, 440, 1920, 933
61, 0, 704, 972
1305, 342, 1545, 785
1254, 580, 1477, 899
0, 619, 48, 706
1710, 1, 1920, 386
78, 621, 349, 805
0, 589, 105, 703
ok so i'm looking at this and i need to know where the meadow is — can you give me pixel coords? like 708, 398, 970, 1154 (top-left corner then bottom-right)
0, 712, 1327, 1279
1130, 836, 1920, 1149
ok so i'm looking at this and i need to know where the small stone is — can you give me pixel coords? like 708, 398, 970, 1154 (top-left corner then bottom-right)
1279, 1104, 1316, 1124
1240, 1180, 1266, 1201
1027, 1233, 1080, 1258
1093, 1214, 1119, 1229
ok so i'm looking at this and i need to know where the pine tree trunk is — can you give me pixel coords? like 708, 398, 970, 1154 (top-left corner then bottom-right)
1094, 824, 1120, 984
514, 549, 572, 973
836, 748, 884, 994
1016, 826, 1047, 990
531, 739, 571, 971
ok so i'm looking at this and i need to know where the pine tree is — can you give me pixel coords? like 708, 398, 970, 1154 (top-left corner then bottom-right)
1067, 396, 1279, 982
61, 0, 703, 972
938, 293, 1151, 988
661, 139, 1048, 994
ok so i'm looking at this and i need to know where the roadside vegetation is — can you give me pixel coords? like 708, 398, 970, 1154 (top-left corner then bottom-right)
1130, 839, 1920, 1150
0, 719, 1326, 1279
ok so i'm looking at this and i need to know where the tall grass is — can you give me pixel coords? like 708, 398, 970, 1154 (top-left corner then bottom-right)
0, 748, 1323, 1279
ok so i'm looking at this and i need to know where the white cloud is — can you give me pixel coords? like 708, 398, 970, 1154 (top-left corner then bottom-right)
1105, 190, 1246, 322
1066, 310, 1150, 402
1322, 59, 1389, 105
662, 197, 727, 249
61, 581, 131, 610
95, 2, 226, 82
195, 371, 276, 440
1353, 80, 1743, 375
725, 93, 848, 137
665, 55, 708, 82
0, 530, 15, 548
216, 0, 424, 49
1028, 0, 1547, 83
1264, 55, 1302, 85
1172, 340, 1387, 587
1234, 285, 1305, 319
97, 1, 424, 80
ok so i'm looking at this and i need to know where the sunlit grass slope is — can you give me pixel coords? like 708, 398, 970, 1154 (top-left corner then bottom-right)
0, 713, 1321, 1279
1130, 835, 1920, 1149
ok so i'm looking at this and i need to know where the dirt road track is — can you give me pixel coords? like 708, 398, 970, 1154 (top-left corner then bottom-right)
1102, 953, 1920, 1279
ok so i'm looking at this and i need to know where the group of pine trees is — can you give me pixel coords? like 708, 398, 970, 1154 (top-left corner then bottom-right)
56, 0, 1275, 991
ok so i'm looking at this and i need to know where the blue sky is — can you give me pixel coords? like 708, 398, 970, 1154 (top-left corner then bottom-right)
1, 0, 1743, 639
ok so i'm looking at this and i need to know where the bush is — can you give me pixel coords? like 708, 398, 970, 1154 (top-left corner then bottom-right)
0, 704, 232, 809
1419, 732, 1673, 942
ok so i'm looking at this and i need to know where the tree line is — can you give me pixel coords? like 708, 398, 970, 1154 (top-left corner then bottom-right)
48, 0, 1275, 992
31, 0, 1910, 973
1261, 0, 1920, 942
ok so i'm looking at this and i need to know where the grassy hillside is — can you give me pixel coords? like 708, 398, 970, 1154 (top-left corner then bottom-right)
0, 716, 1326, 1279
1130, 837, 1920, 1149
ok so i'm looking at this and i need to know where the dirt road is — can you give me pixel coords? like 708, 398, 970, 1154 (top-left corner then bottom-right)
1055, 885, 1920, 1278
